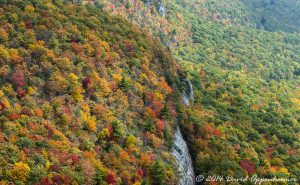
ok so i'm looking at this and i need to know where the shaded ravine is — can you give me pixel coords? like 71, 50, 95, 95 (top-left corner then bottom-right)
181, 78, 194, 107
172, 79, 195, 185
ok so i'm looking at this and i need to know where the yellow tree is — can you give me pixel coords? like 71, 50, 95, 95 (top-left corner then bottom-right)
9, 162, 30, 182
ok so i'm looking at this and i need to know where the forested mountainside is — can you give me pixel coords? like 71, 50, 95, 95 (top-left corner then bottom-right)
182, 0, 300, 32
0, 1, 188, 184
93, 0, 192, 46
93, 0, 300, 182
241, 0, 300, 32
0, 0, 299, 184
93, 0, 300, 46
172, 1, 300, 181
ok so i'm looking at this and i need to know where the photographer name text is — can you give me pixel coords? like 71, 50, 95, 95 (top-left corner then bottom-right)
195, 175, 297, 184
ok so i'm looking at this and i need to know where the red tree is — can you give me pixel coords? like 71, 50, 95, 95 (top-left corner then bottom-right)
106, 172, 116, 184
137, 168, 143, 178
12, 70, 26, 88
155, 120, 165, 132
240, 160, 255, 174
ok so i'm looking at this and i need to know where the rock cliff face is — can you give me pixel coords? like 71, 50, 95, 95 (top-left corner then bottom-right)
172, 79, 195, 185
172, 128, 195, 185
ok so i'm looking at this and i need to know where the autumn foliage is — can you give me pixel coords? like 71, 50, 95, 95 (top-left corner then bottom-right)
240, 160, 255, 174
0, 1, 180, 184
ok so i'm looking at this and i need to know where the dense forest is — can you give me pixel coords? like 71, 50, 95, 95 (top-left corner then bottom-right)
168, 0, 300, 181
0, 0, 299, 184
94, 0, 300, 182
0, 0, 187, 184
242, 0, 300, 32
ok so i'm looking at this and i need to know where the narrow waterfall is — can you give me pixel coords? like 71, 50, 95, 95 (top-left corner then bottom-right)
181, 79, 194, 107
158, 1, 166, 17
186, 79, 194, 102
172, 78, 195, 185
182, 91, 191, 107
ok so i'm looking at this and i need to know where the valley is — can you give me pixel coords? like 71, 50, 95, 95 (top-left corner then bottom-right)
0, 0, 299, 184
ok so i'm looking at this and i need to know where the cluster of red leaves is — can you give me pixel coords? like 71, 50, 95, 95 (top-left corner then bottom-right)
155, 119, 165, 132
203, 124, 221, 138
12, 70, 26, 88
8, 113, 20, 120
124, 40, 134, 52
106, 172, 116, 184
82, 77, 91, 90
240, 159, 255, 174
0, 101, 6, 110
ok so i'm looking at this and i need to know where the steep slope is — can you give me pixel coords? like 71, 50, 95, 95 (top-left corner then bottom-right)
86, 0, 192, 46
169, 0, 300, 181
0, 0, 185, 184
1, 0, 299, 184
171, 0, 300, 33
90, 0, 300, 181
242, 0, 300, 32
92, 0, 300, 46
